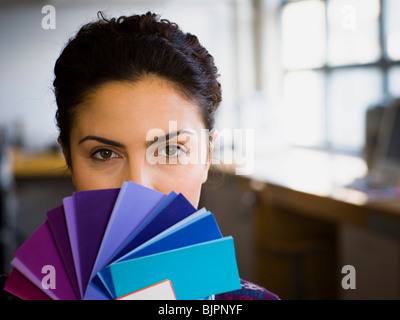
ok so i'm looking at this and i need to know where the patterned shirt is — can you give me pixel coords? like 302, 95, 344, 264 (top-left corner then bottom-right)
215, 279, 280, 300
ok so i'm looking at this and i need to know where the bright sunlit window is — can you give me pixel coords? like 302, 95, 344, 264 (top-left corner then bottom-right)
327, 0, 381, 66
327, 67, 383, 150
283, 70, 325, 146
385, 0, 400, 61
280, 0, 400, 154
281, 0, 326, 70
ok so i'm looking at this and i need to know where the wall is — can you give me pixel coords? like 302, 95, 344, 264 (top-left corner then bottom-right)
0, 0, 238, 150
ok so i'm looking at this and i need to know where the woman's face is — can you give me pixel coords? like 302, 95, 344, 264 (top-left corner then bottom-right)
66, 76, 215, 208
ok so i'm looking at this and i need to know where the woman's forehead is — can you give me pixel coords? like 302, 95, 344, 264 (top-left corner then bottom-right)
71, 78, 206, 140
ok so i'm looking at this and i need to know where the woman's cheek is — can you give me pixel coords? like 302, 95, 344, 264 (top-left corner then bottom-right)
154, 164, 207, 207
71, 161, 119, 191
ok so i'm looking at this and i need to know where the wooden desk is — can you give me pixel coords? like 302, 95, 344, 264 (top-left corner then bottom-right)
11, 148, 68, 178
244, 148, 400, 300
247, 147, 400, 225
203, 148, 400, 299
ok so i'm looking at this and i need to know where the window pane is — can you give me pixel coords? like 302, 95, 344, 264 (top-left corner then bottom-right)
283, 70, 325, 146
385, 0, 400, 60
327, 68, 383, 152
388, 66, 400, 97
327, 0, 381, 66
281, 0, 326, 70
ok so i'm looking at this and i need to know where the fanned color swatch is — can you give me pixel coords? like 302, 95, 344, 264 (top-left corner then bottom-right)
4, 181, 241, 300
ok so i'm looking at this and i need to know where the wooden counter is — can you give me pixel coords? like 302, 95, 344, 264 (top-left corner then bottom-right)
11, 148, 69, 178
205, 148, 400, 300
245, 149, 400, 300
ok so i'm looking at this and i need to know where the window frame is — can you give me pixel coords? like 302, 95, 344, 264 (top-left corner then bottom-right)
279, 0, 400, 155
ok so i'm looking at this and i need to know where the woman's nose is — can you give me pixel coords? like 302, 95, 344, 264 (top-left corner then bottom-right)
125, 159, 154, 189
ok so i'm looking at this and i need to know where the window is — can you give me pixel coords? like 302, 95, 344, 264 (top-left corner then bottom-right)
327, 0, 380, 66
280, 0, 400, 154
385, 0, 400, 61
281, 0, 326, 70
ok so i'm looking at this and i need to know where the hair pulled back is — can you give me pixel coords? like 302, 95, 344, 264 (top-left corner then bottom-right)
53, 11, 222, 167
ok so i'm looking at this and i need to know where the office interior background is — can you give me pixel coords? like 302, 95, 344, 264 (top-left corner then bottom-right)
1, 0, 400, 299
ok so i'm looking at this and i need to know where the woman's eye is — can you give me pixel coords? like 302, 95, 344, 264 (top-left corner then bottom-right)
91, 149, 118, 160
159, 145, 186, 157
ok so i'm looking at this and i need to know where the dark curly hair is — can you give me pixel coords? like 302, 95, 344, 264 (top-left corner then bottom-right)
53, 11, 222, 167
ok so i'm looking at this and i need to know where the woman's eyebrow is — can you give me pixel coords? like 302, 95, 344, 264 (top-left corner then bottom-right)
145, 130, 195, 147
78, 135, 126, 148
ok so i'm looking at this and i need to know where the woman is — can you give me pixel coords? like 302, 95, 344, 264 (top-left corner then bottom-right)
1, 11, 278, 300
